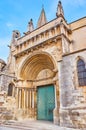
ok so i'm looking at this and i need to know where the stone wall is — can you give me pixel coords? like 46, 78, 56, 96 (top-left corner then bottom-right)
58, 50, 86, 128
0, 73, 14, 92
0, 73, 16, 121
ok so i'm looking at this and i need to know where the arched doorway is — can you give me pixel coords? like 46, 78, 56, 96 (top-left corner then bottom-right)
17, 52, 59, 123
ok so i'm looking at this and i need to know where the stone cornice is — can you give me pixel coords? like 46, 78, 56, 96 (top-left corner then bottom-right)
14, 33, 71, 58
0, 72, 16, 78
62, 48, 86, 57
14, 35, 61, 58
17, 22, 70, 46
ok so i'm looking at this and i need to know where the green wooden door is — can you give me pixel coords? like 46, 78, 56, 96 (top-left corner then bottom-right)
37, 85, 55, 121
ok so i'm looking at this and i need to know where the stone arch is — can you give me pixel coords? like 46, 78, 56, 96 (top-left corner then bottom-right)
16, 51, 60, 123
18, 51, 57, 80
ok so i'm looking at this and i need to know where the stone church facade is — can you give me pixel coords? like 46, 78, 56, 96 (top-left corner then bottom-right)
0, 1, 86, 129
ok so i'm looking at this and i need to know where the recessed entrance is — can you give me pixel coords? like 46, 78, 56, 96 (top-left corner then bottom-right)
37, 85, 55, 121
18, 52, 59, 122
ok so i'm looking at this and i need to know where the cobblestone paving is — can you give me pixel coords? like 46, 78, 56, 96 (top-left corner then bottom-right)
0, 120, 81, 130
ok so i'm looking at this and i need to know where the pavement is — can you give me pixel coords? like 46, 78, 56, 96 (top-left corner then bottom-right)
0, 120, 81, 130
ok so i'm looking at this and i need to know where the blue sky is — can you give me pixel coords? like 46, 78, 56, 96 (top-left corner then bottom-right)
0, 0, 86, 62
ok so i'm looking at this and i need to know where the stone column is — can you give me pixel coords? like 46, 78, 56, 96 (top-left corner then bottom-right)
25, 88, 28, 109
16, 87, 19, 108
60, 23, 65, 34
47, 31, 49, 38
30, 90, 32, 108
28, 90, 30, 108
24, 88, 26, 109
19, 89, 22, 109
54, 27, 57, 36
43, 32, 46, 41
38, 34, 41, 43
21, 89, 24, 109
32, 90, 34, 108
18, 89, 20, 109
26, 89, 29, 113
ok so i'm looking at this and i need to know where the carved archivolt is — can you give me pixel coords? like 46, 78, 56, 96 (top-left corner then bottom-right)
18, 51, 57, 80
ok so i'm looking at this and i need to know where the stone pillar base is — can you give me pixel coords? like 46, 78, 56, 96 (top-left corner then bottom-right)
15, 109, 36, 121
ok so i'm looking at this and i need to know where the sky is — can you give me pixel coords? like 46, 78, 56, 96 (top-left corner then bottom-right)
0, 0, 86, 62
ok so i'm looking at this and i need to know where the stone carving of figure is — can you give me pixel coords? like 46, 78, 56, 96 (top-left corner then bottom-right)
56, 1, 64, 17
28, 19, 34, 32
11, 30, 21, 44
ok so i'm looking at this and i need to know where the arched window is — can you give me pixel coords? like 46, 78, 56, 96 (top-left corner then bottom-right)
77, 59, 86, 86
8, 83, 13, 96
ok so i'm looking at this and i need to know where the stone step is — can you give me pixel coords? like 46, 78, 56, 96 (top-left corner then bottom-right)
2, 125, 36, 130
1, 120, 80, 130
0, 111, 14, 120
